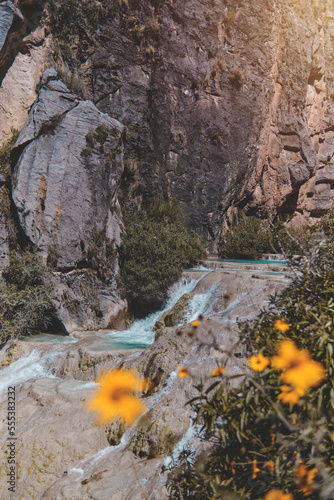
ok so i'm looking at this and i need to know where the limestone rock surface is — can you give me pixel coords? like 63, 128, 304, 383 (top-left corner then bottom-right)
12, 69, 125, 269
11, 69, 127, 331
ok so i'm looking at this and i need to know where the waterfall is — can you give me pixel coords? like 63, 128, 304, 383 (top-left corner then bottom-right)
0, 349, 61, 398
181, 281, 220, 324
100, 274, 209, 350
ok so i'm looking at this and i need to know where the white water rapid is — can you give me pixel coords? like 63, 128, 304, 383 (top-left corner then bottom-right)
96, 274, 209, 350
0, 348, 61, 399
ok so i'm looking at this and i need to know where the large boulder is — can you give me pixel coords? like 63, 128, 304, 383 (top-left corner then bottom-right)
11, 69, 127, 332
0, 1, 16, 55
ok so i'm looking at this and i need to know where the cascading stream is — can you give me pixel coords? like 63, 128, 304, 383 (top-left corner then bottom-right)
0, 273, 210, 393
91, 273, 209, 351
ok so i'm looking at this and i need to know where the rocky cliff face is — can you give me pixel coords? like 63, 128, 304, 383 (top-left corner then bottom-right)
51, 0, 334, 235
0, 0, 334, 330
1, 0, 334, 243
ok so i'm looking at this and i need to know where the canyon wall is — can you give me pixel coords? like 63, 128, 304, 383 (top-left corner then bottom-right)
83, 0, 334, 233
2, 0, 334, 239
1, 0, 334, 327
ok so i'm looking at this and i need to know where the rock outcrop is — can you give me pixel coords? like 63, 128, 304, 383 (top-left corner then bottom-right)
49, 0, 334, 238
0, 0, 49, 144
10, 68, 127, 332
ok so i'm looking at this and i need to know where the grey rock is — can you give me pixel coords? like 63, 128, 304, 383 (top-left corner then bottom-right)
0, 1, 15, 53
11, 70, 127, 331
12, 70, 124, 270
53, 269, 129, 333
14, 71, 77, 148
40, 67, 58, 84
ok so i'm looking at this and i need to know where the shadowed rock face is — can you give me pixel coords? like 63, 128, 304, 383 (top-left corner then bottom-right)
2, 0, 334, 243
0, 1, 22, 82
0, 0, 46, 84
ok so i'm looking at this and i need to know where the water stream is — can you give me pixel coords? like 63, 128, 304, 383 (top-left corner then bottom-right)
0, 348, 61, 398
0, 273, 209, 393
89, 274, 209, 351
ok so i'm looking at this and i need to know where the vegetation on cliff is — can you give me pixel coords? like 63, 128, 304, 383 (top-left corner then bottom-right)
219, 215, 318, 259
45, 0, 105, 65
121, 199, 205, 316
219, 217, 274, 259
0, 251, 56, 346
166, 219, 334, 499
0, 128, 19, 181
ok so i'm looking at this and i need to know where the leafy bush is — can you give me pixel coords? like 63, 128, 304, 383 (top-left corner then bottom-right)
39, 114, 63, 136
0, 129, 20, 180
121, 199, 206, 315
220, 218, 274, 259
56, 63, 89, 98
45, 0, 110, 66
0, 251, 56, 346
220, 217, 318, 259
166, 236, 334, 499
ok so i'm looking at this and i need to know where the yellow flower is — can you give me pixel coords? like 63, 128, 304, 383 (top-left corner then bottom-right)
191, 320, 199, 328
278, 385, 305, 405
290, 413, 297, 424
178, 366, 189, 378
211, 366, 225, 377
264, 490, 294, 500
86, 369, 148, 425
252, 459, 260, 479
294, 461, 318, 496
271, 339, 309, 371
249, 353, 270, 371
272, 339, 326, 404
265, 460, 275, 473
275, 319, 290, 332
282, 360, 325, 393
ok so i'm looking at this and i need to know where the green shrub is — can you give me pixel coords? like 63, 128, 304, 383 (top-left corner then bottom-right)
220, 217, 319, 259
81, 124, 111, 157
166, 235, 334, 499
0, 129, 20, 180
220, 218, 274, 259
56, 63, 89, 98
39, 114, 63, 136
0, 251, 56, 346
121, 199, 206, 315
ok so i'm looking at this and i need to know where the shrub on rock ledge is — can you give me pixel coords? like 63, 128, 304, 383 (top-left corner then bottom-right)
121, 199, 205, 316
220, 217, 273, 259
0, 250, 56, 346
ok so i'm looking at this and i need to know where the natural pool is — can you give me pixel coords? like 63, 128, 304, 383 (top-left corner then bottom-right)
215, 258, 287, 265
